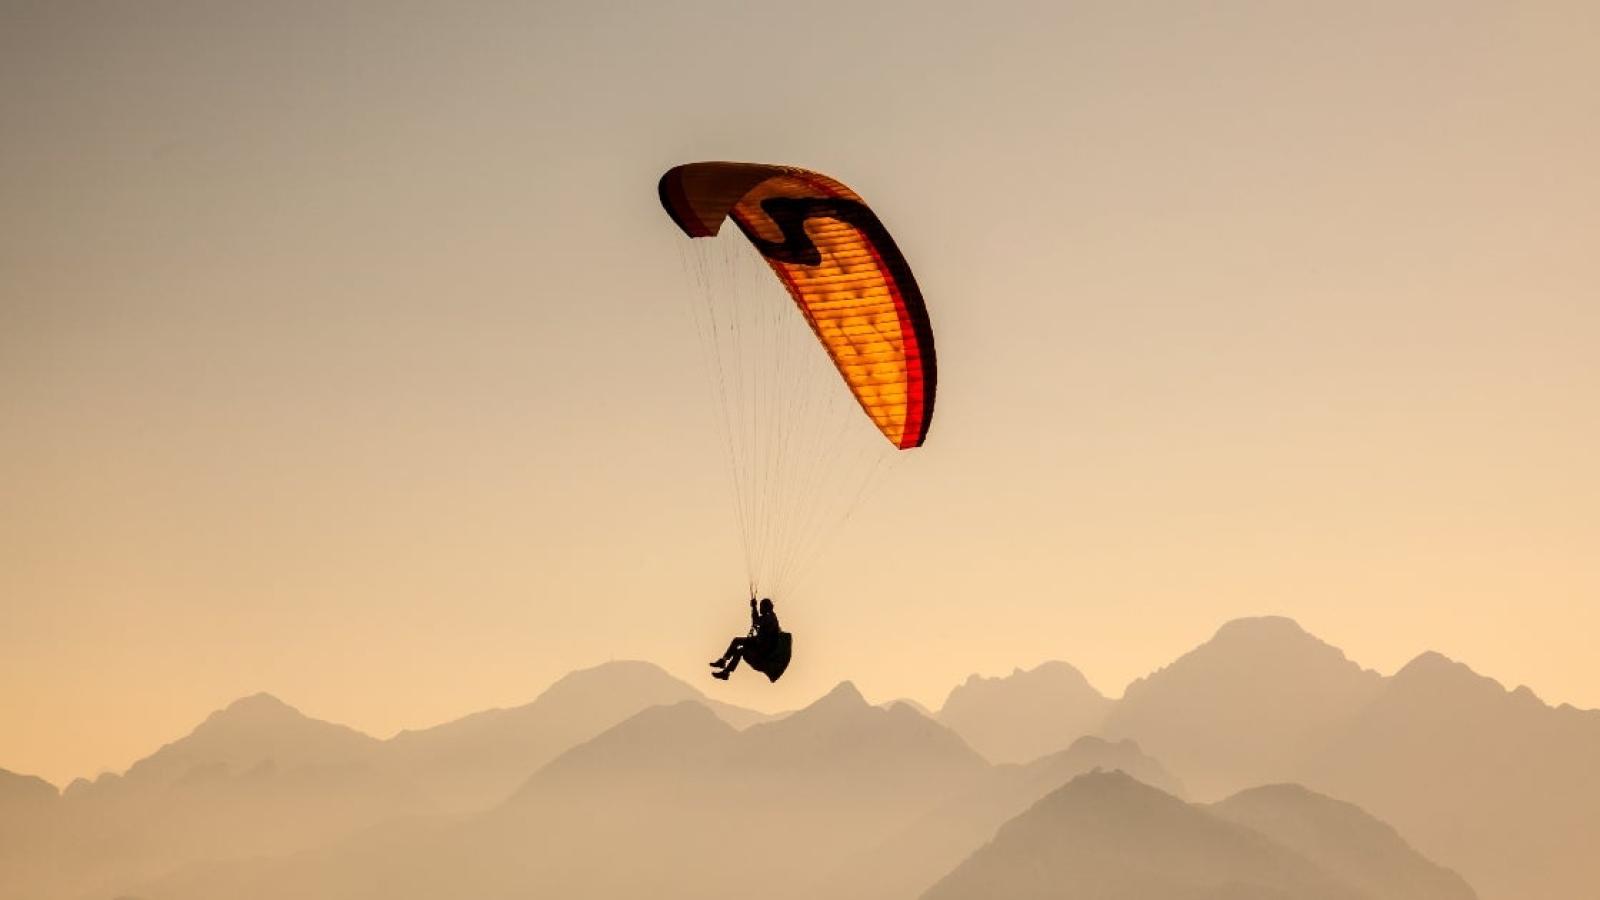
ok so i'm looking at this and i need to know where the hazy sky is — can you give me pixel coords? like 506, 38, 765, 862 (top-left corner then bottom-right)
3, 0, 1597, 787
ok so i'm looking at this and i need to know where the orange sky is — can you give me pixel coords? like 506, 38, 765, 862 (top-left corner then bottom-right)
3, 1, 1597, 788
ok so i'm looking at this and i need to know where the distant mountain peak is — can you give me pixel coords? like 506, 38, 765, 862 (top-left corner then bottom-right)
519, 700, 737, 794
938, 660, 1112, 765
528, 660, 686, 705
736, 680, 986, 777
1210, 782, 1478, 900
1033, 658, 1092, 677
927, 769, 1371, 900
550, 659, 674, 686
954, 659, 1097, 692
228, 690, 291, 708
1393, 650, 1501, 692
391, 658, 701, 742
0, 768, 59, 805
524, 659, 768, 726
1106, 616, 1383, 797
762, 681, 872, 727
813, 680, 868, 709
1216, 611, 1305, 634
1395, 649, 1493, 681
1019, 735, 1187, 798
1049, 766, 1160, 803
882, 697, 934, 716
209, 692, 298, 722
1211, 615, 1317, 643
1397, 649, 1461, 674
191, 692, 353, 740
1124, 615, 1376, 694
109, 692, 381, 792
1065, 734, 1131, 753
1388, 649, 1549, 709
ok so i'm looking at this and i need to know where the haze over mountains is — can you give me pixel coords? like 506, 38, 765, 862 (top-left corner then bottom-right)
1297, 651, 1600, 900
3, 661, 766, 900
926, 771, 1473, 900
1209, 784, 1475, 900
1103, 616, 1386, 797
381, 659, 770, 810
3, 617, 1594, 899
938, 661, 1113, 764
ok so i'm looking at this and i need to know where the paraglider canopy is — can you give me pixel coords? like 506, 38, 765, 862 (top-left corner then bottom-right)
659, 162, 936, 450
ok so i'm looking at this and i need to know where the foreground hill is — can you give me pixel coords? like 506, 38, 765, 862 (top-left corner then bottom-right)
831, 737, 1182, 900
1211, 784, 1475, 900
925, 771, 1363, 900
925, 771, 1474, 900
937, 661, 1112, 764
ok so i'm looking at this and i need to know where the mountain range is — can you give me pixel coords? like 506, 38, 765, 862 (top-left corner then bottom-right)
129, 683, 970, 900
2, 660, 766, 900
4, 616, 1595, 899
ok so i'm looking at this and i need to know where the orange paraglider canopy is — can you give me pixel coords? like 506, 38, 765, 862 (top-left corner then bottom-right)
659, 162, 936, 449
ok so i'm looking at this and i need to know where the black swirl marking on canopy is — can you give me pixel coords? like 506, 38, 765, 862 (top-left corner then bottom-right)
736, 197, 888, 267
731, 195, 938, 447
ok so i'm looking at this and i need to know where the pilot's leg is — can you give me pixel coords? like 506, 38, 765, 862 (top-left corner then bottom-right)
712, 637, 746, 666
716, 637, 749, 666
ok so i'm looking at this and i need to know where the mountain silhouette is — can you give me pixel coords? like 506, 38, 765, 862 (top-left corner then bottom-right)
515, 700, 738, 793
937, 661, 1112, 764
108, 693, 384, 794
1013, 735, 1184, 800
732, 681, 987, 783
39, 694, 422, 900
0, 768, 57, 807
1104, 616, 1384, 797
831, 737, 1182, 900
1297, 650, 1600, 900
1095, 619, 1599, 898
0, 769, 60, 891
132, 683, 992, 900
14, 623, 1598, 900
924, 770, 1366, 900
384, 659, 765, 810
1210, 784, 1476, 900
7, 662, 764, 900
884, 697, 936, 716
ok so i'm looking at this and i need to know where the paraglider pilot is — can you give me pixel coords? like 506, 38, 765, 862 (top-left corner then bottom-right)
710, 597, 791, 682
